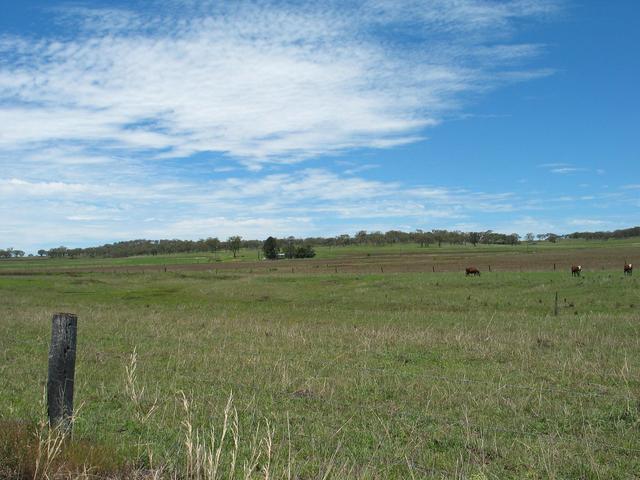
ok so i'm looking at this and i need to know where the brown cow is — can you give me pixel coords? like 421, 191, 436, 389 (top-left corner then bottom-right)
571, 265, 582, 277
624, 263, 633, 276
465, 267, 480, 276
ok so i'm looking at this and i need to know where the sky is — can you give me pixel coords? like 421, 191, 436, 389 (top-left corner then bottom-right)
0, 0, 638, 252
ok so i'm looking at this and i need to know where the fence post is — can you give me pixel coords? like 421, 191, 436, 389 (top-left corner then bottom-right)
47, 313, 78, 432
554, 292, 559, 316
553, 263, 556, 271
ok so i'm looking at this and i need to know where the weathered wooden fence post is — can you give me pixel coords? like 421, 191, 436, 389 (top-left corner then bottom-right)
554, 292, 559, 316
47, 313, 77, 432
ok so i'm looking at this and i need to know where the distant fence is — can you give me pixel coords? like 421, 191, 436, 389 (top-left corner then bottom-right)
0, 259, 634, 277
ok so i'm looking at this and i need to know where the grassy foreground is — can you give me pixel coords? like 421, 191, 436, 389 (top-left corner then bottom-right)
1, 264, 640, 478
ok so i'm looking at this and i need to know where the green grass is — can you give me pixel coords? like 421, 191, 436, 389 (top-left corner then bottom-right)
1, 259, 640, 478
312, 236, 640, 259
3, 237, 639, 271
0, 249, 264, 270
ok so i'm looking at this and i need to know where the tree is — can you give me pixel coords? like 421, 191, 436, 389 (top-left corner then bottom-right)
37, 249, 47, 257
294, 245, 315, 258
285, 236, 296, 259
335, 234, 351, 246
48, 246, 68, 258
432, 230, 447, 247
205, 237, 220, 253
468, 232, 481, 247
546, 233, 559, 243
507, 233, 520, 246
525, 232, 535, 243
263, 236, 278, 259
228, 236, 242, 258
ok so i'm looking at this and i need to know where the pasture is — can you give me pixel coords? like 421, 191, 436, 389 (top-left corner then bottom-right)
1, 243, 639, 478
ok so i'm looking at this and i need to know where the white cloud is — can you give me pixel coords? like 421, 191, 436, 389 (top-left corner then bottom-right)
0, 167, 528, 250
0, 0, 579, 251
538, 163, 606, 176
0, 1, 555, 168
538, 163, 570, 168
568, 219, 608, 227
550, 167, 586, 174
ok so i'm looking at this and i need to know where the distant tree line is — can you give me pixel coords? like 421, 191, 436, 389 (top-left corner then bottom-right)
0, 248, 26, 258
29, 237, 259, 259
3, 226, 638, 260
565, 226, 640, 241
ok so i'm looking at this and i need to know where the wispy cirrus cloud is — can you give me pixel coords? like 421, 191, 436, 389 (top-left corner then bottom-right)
1, 0, 587, 250
0, 0, 556, 168
537, 163, 598, 175
550, 167, 587, 174
2, 164, 638, 251
0, 168, 525, 249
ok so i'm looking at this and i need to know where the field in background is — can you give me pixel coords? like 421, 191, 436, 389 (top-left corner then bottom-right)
1, 238, 639, 275
1, 241, 639, 478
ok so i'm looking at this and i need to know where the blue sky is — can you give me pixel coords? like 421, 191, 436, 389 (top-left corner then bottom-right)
0, 0, 638, 251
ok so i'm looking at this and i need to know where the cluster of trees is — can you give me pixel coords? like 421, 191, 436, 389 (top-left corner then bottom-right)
262, 236, 316, 259
324, 229, 524, 247
28, 237, 256, 259
0, 248, 26, 258
566, 226, 640, 241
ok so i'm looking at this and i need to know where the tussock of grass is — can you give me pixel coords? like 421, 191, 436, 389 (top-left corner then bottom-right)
0, 419, 125, 479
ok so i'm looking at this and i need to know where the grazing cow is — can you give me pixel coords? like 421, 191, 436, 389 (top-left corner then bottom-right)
624, 263, 633, 276
465, 266, 481, 276
571, 265, 582, 277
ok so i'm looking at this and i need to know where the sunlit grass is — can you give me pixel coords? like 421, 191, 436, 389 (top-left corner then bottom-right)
1, 258, 639, 477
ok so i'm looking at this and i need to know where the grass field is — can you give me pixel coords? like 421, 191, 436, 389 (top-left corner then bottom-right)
2, 237, 639, 272
1, 242, 640, 478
